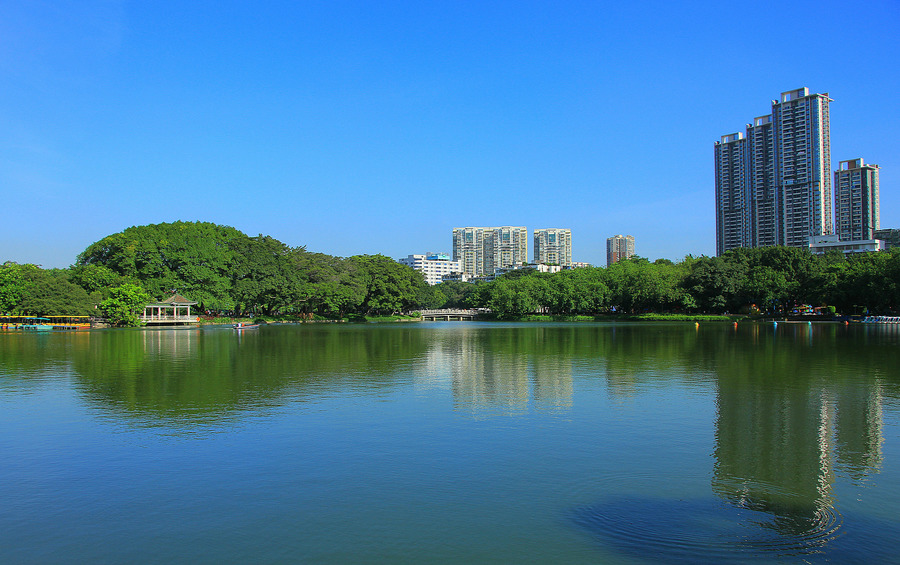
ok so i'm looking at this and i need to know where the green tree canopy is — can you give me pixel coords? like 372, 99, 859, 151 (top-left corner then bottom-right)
78, 221, 244, 310
101, 283, 151, 327
350, 254, 426, 315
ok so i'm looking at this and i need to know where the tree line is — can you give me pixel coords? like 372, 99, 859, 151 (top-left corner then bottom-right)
473, 245, 900, 317
2, 221, 899, 324
2, 222, 439, 324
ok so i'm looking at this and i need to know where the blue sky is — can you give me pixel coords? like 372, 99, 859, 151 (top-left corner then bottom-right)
2, 1, 898, 268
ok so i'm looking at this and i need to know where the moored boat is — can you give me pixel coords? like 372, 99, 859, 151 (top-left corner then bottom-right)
20, 317, 53, 331
862, 316, 900, 324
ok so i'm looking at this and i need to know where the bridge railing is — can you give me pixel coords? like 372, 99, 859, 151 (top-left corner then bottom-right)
417, 309, 482, 315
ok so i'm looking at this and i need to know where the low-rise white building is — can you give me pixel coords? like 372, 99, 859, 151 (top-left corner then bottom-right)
808, 234, 885, 255
398, 253, 462, 285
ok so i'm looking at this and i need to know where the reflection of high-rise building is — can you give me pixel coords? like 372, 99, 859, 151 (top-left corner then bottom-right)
606, 235, 634, 266
420, 327, 575, 414
715, 88, 832, 253
712, 347, 885, 537
446, 329, 530, 412
452, 226, 527, 276
833, 382, 884, 478
835, 158, 880, 242
533, 228, 572, 266
713, 378, 835, 529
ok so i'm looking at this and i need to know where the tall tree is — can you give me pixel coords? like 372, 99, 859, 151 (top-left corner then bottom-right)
101, 283, 151, 327
229, 235, 297, 315
350, 255, 426, 315
78, 221, 244, 310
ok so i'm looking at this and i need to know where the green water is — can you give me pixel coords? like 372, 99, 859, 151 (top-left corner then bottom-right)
1, 322, 899, 563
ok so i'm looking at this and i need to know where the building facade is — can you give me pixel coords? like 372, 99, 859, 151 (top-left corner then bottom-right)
533, 228, 572, 266
452, 227, 486, 276
714, 133, 749, 254
747, 114, 778, 247
398, 253, 462, 286
715, 88, 832, 253
452, 227, 528, 276
873, 228, 900, 249
835, 158, 880, 242
606, 235, 635, 266
775, 88, 832, 247
808, 234, 885, 255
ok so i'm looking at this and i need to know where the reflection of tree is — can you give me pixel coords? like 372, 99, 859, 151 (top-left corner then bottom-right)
65, 326, 433, 423
3, 321, 897, 464
0, 331, 89, 388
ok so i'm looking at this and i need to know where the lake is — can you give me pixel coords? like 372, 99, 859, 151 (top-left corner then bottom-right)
1, 322, 899, 564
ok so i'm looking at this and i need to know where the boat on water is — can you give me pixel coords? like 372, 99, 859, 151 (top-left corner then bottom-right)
20, 317, 53, 331
233, 322, 260, 330
861, 316, 900, 324
1, 315, 92, 331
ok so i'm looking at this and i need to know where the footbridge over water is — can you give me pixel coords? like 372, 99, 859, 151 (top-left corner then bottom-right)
419, 309, 481, 321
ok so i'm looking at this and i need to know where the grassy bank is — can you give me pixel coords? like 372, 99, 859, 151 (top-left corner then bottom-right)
618, 313, 743, 322
200, 313, 744, 324
481, 313, 743, 322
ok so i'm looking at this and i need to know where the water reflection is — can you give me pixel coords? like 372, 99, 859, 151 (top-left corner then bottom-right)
421, 326, 575, 413
1, 322, 899, 562
710, 325, 886, 553
559, 322, 897, 561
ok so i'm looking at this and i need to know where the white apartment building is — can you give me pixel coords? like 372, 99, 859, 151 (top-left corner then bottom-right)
533, 228, 572, 266
835, 158, 880, 241
398, 253, 461, 285
452, 227, 528, 276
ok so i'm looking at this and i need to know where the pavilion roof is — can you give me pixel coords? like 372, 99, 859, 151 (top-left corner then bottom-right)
158, 293, 198, 305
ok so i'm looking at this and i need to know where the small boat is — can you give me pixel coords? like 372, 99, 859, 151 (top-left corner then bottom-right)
861, 316, 900, 324
20, 317, 53, 331
232, 322, 260, 330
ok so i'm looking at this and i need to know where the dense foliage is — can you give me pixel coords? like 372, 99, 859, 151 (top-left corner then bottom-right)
475, 247, 900, 317
0, 262, 97, 316
3, 222, 899, 322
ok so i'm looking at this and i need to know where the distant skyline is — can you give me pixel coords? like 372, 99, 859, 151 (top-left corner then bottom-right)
2, 1, 898, 268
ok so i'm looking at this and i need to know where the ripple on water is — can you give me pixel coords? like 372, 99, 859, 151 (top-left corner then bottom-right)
570, 494, 844, 563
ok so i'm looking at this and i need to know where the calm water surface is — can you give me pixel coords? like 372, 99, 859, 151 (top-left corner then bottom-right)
1, 322, 899, 564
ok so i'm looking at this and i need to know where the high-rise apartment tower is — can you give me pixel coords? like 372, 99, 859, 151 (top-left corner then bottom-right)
834, 158, 879, 242
606, 235, 634, 266
452, 227, 528, 276
715, 88, 832, 254
533, 228, 572, 266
